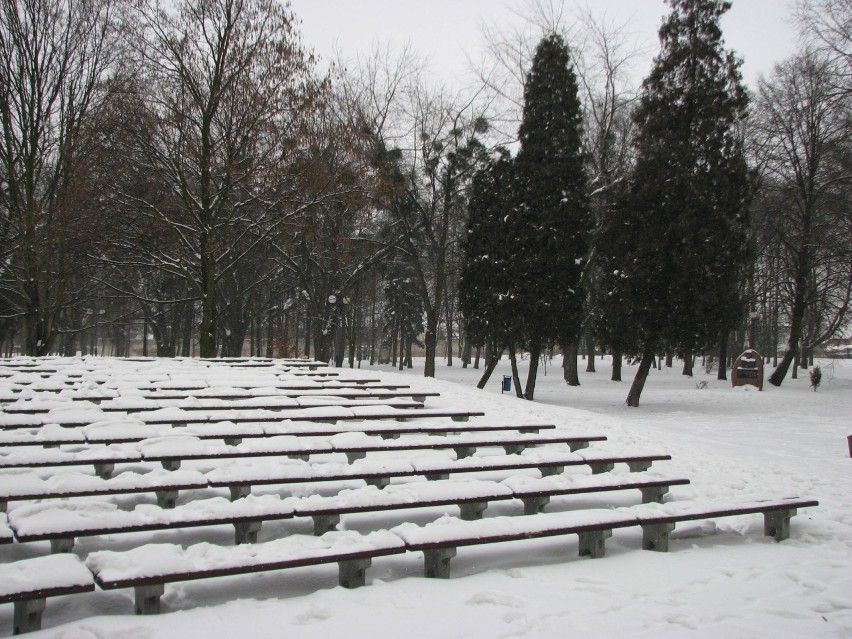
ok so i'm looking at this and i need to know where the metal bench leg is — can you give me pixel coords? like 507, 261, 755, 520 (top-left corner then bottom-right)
135, 584, 165, 615
234, 520, 263, 544
13, 598, 46, 634
423, 547, 457, 579
640, 486, 669, 504
642, 522, 677, 551
458, 501, 488, 521
338, 558, 371, 588
578, 529, 612, 558
764, 509, 796, 542
539, 465, 564, 477
521, 495, 551, 515
229, 484, 252, 500
346, 452, 366, 464
94, 463, 114, 479
155, 490, 179, 509
50, 537, 75, 553
312, 514, 341, 536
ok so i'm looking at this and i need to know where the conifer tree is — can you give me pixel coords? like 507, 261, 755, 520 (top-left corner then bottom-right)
459, 147, 517, 388
596, 0, 752, 406
512, 33, 591, 400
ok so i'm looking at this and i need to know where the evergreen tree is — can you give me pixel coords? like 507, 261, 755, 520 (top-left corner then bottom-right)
596, 0, 752, 406
382, 262, 424, 369
512, 33, 592, 400
459, 147, 517, 388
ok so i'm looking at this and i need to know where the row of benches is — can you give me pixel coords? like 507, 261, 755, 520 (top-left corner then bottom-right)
0, 449, 671, 510
0, 496, 818, 632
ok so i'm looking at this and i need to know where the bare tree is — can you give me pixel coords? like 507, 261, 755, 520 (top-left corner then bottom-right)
753, 50, 851, 385
0, 0, 117, 354
112, 0, 323, 358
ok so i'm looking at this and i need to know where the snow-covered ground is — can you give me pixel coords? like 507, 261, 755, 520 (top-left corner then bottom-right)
1, 355, 850, 638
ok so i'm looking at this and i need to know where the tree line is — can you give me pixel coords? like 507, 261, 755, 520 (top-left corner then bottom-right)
0, 0, 849, 406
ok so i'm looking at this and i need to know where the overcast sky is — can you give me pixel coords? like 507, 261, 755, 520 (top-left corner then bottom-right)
288, 0, 800, 90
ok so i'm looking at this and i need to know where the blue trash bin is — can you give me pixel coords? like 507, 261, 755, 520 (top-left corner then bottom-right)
502, 375, 511, 393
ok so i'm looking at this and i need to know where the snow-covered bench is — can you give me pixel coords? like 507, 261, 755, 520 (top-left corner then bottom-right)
208, 450, 672, 498
0, 420, 556, 448
0, 406, 485, 429
85, 530, 405, 614
391, 497, 819, 578
0, 468, 208, 511
8, 473, 689, 549
0, 554, 95, 634
0, 430, 606, 475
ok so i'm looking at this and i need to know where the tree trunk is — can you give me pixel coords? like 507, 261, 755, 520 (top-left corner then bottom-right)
626, 350, 655, 407
665, 352, 673, 368
562, 340, 580, 386
508, 345, 523, 398
524, 342, 541, 400
424, 309, 438, 377
611, 349, 622, 382
717, 334, 728, 381
476, 342, 502, 389
585, 336, 596, 373
474, 345, 481, 369
769, 246, 810, 386
682, 351, 693, 376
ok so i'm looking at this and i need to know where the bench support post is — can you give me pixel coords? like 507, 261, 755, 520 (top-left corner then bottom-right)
155, 490, 179, 509
518, 427, 541, 434
453, 446, 476, 459
229, 485, 252, 500
642, 522, 677, 552
428, 431, 448, 437
450, 415, 469, 422
94, 463, 114, 479
134, 584, 165, 615
590, 463, 614, 475
223, 437, 243, 446
539, 465, 564, 477
423, 547, 457, 579
161, 460, 181, 471
380, 433, 400, 440
578, 529, 612, 558
288, 454, 310, 462
13, 598, 46, 634
338, 558, 371, 588
459, 501, 488, 521
521, 495, 551, 515
0, 500, 6, 513
50, 537, 75, 554
503, 443, 527, 455
345, 451, 366, 464
312, 514, 341, 536
411, 395, 426, 403
424, 473, 449, 482
364, 477, 389, 489
640, 486, 669, 504
233, 520, 263, 544
764, 508, 796, 542
569, 441, 590, 452
628, 461, 653, 473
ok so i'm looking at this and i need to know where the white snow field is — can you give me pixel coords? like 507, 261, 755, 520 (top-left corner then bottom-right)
0, 355, 849, 638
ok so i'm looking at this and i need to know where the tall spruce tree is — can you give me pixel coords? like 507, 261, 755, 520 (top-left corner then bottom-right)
513, 33, 591, 401
459, 147, 517, 388
596, 0, 751, 406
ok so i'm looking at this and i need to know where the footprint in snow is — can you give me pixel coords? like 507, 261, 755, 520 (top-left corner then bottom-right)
292, 604, 335, 625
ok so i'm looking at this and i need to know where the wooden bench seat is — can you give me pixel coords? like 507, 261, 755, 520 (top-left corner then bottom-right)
0, 421, 556, 448
7, 473, 690, 548
85, 530, 405, 614
0, 468, 208, 511
0, 430, 606, 475
0, 554, 95, 634
208, 450, 672, 498
390, 496, 819, 578
0, 406, 485, 429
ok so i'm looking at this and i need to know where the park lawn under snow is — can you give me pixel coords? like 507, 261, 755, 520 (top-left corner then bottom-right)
0, 355, 850, 638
